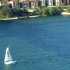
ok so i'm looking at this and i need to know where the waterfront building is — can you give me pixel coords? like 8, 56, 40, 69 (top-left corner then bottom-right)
28, 0, 35, 8
39, 0, 45, 6
27, 0, 46, 8
55, 0, 70, 6
56, 0, 60, 6
63, 0, 70, 5
46, 0, 70, 6
48, 0, 53, 6
0, 0, 70, 9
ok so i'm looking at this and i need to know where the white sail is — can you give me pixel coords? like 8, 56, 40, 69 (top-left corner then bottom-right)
4, 47, 16, 64
4, 48, 12, 62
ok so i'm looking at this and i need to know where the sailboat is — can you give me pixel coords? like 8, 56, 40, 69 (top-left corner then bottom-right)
4, 47, 16, 64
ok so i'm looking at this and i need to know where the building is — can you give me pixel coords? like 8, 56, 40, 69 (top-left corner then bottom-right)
48, 0, 53, 6
1, 0, 70, 9
28, 0, 35, 8
40, 0, 45, 6
48, 0, 70, 6
56, 0, 70, 6
62, 0, 70, 5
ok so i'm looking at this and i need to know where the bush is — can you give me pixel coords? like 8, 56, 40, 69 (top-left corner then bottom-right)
35, 8, 42, 15
0, 5, 12, 18
54, 7, 62, 15
47, 7, 62, 16
48, 7, 55, 16
67, 6, 70, 12
35, 7, 48, 16
41, 7, 48, 15
35, 7, 62, 16
12, 9, 29, 17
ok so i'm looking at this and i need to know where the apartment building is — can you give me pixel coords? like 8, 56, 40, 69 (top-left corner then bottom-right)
62, 0, 70, 5
38, 0, 45, 6
48, 0, 70, 6
0, 0, 70, 9
0, 0, 46, 8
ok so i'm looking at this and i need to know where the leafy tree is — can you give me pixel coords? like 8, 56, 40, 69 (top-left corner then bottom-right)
12, 8, 29, 17
35, 7, 62, 16
48, 7, 62, 16
35, 8, 42, 15
41, 7, 48, 15
0, 5, 12, 18
48, 7, 55, 16
54, 7, 62, 15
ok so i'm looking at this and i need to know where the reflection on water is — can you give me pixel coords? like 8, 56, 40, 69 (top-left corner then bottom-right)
4, 64, 13, 70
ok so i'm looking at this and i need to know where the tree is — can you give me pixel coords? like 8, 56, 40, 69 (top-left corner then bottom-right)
48, 7, 62, 16
0, 5, 12, 18
41, 7, 48, 16
12, 8, 29, 17
48, 7, 55, 16
35, 8, 42, 15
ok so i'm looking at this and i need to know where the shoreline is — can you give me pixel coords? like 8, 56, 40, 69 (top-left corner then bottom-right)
0, 16, 27, 21
0, 12, 70, 21
0, 15, 40, 21
61, 12, 70, 16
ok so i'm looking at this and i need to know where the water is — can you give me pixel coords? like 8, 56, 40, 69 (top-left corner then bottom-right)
0, 16, 70, 70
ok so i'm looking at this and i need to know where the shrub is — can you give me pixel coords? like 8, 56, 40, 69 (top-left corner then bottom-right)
35, 8, 42, 15
48, 7, 55, 16
0, 5, 12, 18
41, 7, 48, 16
67, 6, 70, 12
35, 7, 62, 16
47, 7, 62, 16
54, 7, 62, 15
12, 9, 29, 17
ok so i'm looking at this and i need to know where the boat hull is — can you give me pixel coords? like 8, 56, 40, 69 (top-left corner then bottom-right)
4, 61, 16, 64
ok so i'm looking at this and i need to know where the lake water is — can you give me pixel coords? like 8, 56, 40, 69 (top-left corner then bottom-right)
0, 16, 70, 70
